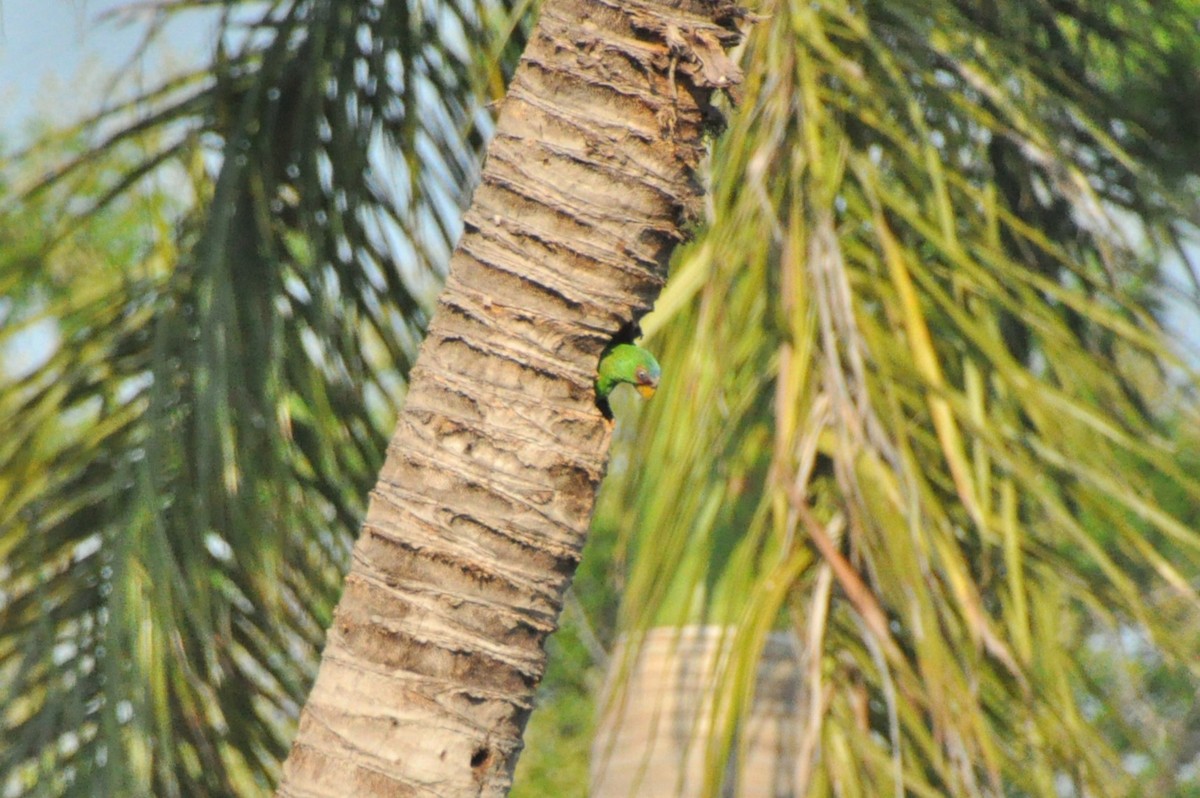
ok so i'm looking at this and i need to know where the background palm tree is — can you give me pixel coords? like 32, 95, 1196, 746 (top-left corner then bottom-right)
591, 0, 1200, 795
1, 1, 529, 794
4, 0, 1200, 796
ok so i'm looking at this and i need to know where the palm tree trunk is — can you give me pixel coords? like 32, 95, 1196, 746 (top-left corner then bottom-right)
590, 627, 806, 798
275, 1, 743, 795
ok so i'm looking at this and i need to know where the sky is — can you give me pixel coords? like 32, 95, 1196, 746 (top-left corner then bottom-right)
0, 1, 215, 140
0, 2, 221, 377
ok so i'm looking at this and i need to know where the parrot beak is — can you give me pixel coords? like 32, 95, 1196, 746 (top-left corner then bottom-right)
636, 382, 658, 399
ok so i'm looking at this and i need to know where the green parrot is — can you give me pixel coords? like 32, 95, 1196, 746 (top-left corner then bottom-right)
595, 343, 661, 404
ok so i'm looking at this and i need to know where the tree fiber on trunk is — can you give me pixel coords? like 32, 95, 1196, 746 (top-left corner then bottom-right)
277, 1, 744, 795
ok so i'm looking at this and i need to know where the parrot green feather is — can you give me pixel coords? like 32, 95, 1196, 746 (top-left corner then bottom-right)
595, 343, 661, 401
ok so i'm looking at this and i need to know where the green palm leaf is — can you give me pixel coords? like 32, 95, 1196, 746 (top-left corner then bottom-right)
600, 0, 1200, 794
0, 2, 527, 795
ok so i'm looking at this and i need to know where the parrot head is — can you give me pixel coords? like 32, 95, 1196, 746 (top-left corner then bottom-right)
596, 343, 661, 402
632, 360, 660, 398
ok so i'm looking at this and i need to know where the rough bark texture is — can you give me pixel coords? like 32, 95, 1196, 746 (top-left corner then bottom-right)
276, 1, 743, 795
591, 627, 807, 798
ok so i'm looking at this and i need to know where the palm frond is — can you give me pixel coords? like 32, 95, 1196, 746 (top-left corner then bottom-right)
0, 1, 529, 795
600, 0, 1200, 793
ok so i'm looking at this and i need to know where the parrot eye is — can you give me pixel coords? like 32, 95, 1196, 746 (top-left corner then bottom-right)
635, 367, 647, 381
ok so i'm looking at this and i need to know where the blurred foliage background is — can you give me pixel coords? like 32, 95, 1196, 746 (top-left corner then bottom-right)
3, 1, 1200, 797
